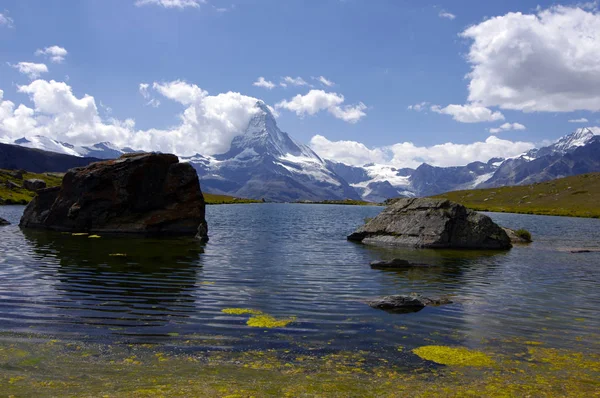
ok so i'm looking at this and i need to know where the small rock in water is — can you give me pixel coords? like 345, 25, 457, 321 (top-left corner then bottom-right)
570, 249, 600, 253
0, 217, 10, 226
370, 259, 434, 269
367, 294, 452, 314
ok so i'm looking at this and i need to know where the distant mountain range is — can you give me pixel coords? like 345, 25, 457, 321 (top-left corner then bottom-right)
3, 102, 600, 202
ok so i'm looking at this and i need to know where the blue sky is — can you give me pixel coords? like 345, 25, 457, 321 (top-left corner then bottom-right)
1, 0, 599, 167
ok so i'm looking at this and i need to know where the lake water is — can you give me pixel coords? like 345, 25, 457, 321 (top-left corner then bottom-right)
0, 204, 599, 361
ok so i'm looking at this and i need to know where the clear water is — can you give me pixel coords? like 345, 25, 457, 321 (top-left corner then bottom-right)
0, 204, 599, 357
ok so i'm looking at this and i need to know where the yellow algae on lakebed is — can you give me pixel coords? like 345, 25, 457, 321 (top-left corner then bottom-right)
246, 315, 296, 328
412, 345, 495, 367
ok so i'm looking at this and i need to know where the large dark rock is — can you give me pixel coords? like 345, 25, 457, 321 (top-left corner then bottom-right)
20, 153, 208, 240
0, 217, 9, 226
348, 198, 511, 249
367, 295, 452, 314
23, 178, 47, 191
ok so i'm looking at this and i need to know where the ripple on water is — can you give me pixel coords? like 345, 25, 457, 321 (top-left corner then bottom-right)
0, 204, 598, 355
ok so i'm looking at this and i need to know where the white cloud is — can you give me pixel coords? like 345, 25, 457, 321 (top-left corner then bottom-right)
310, 134, 535, 169
407, 101, 429, 111
253, 77, 276, 90
276, 89, 367, 123
568, 117, 589, 123
281, 76, 308, 87
310, 134, 386, 165
430, 103, 505, 123
461, 5, 600, 112
439, 11, 456, 20
35, 46, 68, 63
0, 79, 263, 157
489, 122, 526, 134
316, 76, 335, 87
139, 83, 161, 107
10, 62, 49, 80
0, 12, 14, 28
134, 0, 205, 8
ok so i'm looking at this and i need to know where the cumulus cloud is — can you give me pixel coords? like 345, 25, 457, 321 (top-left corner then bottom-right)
0, 79, 263, 157
315, 76, 335, 87
276, 89, 367, 123
134, 0, 205, 8
489, 122, 526, 134
0, 12, 14, 28
10, 62, 48, 80
310, 134, 535, 169
439, 11, 456, 20
461, 5, 600, 112
253, 77, 276, 90
430, 103, 504, 123
407, 101, 429, 112
35, 46, 68, 63
281, 76, 308, 87
568, 117, 589, 123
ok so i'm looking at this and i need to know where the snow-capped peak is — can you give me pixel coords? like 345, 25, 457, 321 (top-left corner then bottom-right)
553, 127, 595, 152
220, 101, 320, 160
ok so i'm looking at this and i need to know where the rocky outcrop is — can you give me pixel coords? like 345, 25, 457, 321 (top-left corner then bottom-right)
0, 217, 10, 226
367, 295, 452, 313
370, 259, 435, 269
348, 198, 511, 249
23, 179, 47, 191
20, 153, 208, 240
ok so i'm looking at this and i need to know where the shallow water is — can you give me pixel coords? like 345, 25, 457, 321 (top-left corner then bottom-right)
0, 204, 599, 358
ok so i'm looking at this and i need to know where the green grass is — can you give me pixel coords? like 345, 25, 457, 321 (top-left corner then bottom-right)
515, 228, 533, 242
432, 173, 600, 218
203, 193, 262, 205
0, 170, 62, 205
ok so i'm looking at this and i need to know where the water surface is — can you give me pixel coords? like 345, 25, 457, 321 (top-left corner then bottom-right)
0, 204, 598, 358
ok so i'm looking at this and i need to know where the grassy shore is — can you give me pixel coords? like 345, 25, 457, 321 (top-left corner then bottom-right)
0, 169, 62, 205
433, 172, 600, 218
203, 193, 262, 205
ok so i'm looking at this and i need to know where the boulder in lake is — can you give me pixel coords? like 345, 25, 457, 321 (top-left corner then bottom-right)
348, 198, 511, 250
370, 258, 435, 269
20, 153, 208, 240
23, 178, 47, 191
0, 217, 9, 226
367, 294, 452, 313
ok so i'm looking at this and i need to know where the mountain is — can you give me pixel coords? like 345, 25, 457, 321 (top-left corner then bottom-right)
187, 102, 360, 202
0, 143, 100, 173
6, 116, 600, 202
13, 136, 133, 159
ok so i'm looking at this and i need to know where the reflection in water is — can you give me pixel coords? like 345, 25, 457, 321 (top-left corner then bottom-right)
18, 229, 204, 339
0, 204, 598, 355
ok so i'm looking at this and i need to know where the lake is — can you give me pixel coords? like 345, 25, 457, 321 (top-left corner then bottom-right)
1, 204, 599, 395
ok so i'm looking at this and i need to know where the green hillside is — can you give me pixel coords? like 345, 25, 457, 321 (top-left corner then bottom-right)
0, 170, 63, 204
433, 173, 600, 218
203, 193, 262, 205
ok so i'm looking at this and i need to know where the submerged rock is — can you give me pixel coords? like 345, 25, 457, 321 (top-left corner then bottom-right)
20, 153, 208, 240
367, 294, 452, 314
368, 295, 452, 313
348, 198, 511, 250
370, 259, 435, 269
23, 178, 47, 191
0, 217, 10, 226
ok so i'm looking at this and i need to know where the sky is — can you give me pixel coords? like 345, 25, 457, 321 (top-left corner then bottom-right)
1, 0, 600, 168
